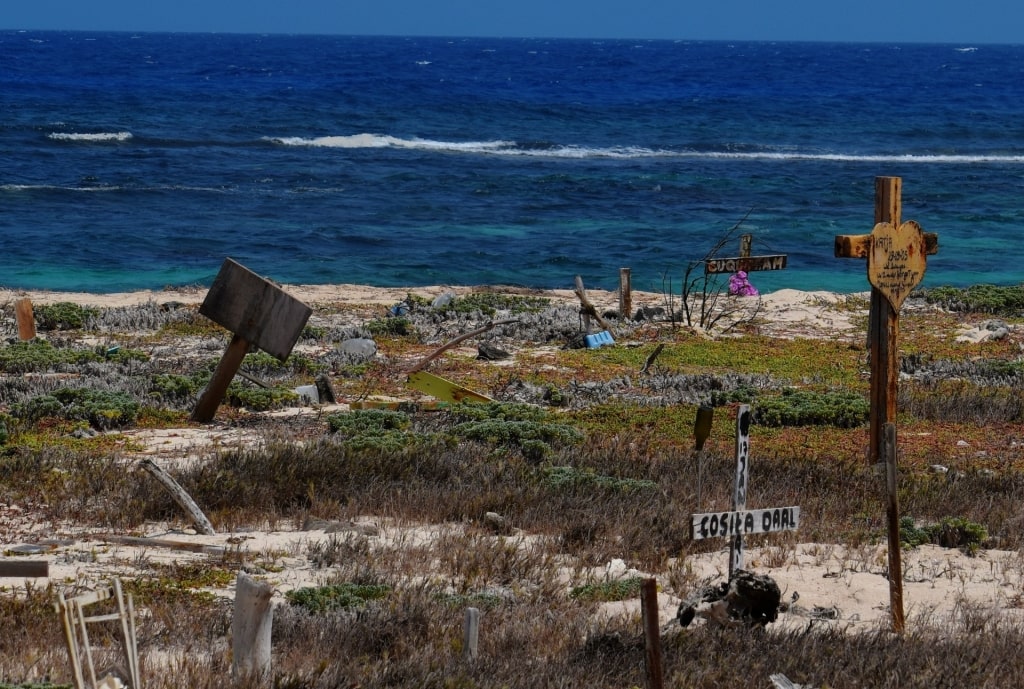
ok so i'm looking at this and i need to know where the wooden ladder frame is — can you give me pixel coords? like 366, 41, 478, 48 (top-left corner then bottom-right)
55, 579, 141, 689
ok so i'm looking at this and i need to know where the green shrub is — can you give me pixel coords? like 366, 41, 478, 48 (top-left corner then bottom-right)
11, 387, 140, 429
709, 385, 759, 407
920, 284, 1024, 316
34, 302, 99, 330
286, 582, 391, 614
365, 317, 413, 337
327, 409, 411, 435
444, 403, 582, 460
0, 340, 96, 373
439, 292, 550, 317
326, 409, 415, 452
570, 576, 644, 603
225, 385, 298, 411
151, 373, 204, 401
754, 389, 869, 428
899, 516, 931, 548
543, 465, 657, 493
901, 516, 988, 554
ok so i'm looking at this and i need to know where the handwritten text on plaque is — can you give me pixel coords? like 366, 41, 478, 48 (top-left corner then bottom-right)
868, 220, 927, 311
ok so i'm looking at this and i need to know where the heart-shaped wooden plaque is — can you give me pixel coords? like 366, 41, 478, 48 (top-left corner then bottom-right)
868, 220, 927, 311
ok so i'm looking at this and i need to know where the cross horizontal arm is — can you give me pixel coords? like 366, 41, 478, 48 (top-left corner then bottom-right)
834, 232, 939, 259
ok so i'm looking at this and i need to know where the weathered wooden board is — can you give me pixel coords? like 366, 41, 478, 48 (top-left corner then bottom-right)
691, 506, 800, 541
199, 258, 312, 361
868, 220, 927, 310
0, 559, 49, 578
704, 254, 788, 274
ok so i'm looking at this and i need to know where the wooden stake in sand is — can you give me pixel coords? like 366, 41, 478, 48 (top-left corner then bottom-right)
190, 258, 312, 423
619, 267, 632, 321
14, 298, 36, 340
834, 176, 939, 634
233, 572, 274, 681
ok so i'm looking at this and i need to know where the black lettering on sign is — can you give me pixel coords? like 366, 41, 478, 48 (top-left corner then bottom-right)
744, 512, 755, 533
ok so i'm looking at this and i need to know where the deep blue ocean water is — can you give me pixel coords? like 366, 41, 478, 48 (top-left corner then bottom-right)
2, 32, 1024, 294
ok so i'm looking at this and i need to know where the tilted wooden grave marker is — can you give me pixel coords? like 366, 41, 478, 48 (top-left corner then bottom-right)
190, 258, 312, 423
704, 233, 788, 276
835, 176, 939, 634
690, 405, 800, 577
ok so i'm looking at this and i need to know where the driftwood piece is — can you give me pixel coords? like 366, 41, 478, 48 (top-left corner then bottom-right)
640, 344, 665, 374
573, 275, 613, 333
677, 569, 782, 629
233, 572, 274, 680
97, 534, 226, 556
405, 319, 518, 375
137, 459, 216, 535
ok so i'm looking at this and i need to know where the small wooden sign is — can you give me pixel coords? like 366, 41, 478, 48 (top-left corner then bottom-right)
191, 258, 312, 422
691, 507, 801, 541
704, 255, 788, 275
199, 258, 312, 361
868, 220, 927, 310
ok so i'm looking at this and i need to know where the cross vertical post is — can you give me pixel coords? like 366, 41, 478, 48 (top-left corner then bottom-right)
869, 177, 901, 467
729, 405, 751, 577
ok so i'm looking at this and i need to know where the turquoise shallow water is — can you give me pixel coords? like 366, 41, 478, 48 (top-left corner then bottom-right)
2, 33, 1022, 294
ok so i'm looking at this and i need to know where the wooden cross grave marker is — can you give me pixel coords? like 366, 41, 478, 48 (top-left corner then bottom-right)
704, 233, 788, 276
690, 405, 800, 577
190, 258, 312, 423
834, 176, 939, 634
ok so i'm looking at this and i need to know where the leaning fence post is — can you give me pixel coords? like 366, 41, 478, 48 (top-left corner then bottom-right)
233, 573, 274, 681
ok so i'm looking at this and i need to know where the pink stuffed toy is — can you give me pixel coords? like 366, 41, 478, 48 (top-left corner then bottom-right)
728, 271, 759, 297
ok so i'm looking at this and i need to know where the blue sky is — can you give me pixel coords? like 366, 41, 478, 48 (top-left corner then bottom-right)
3, 1, 1020, 43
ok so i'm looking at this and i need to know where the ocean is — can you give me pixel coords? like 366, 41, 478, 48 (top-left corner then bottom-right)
2, 32, 1023, 295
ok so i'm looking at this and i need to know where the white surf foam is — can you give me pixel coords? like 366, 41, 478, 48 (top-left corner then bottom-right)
48, 131, 133, 142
